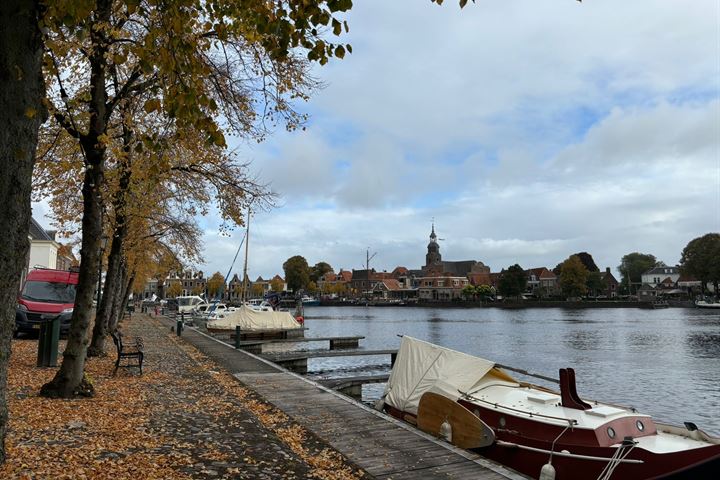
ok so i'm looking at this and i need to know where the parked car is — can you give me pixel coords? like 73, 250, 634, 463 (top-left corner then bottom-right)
16, 267, 79, 337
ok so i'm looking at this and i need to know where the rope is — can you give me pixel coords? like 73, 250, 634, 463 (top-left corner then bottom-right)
546, 422, 572, 465
596, 441, 637, 480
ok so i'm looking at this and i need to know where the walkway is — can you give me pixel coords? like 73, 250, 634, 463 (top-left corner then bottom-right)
158, 314, 526, 479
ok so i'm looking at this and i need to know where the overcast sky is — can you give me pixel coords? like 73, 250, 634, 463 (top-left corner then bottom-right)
35, 0, 720, 280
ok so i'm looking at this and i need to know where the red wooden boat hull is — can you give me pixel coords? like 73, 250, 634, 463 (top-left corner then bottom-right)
384, 402, 720, 479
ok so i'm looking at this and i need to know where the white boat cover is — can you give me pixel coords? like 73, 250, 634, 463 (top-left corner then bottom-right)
206, 305, 301, 331
381, 336, 506, 416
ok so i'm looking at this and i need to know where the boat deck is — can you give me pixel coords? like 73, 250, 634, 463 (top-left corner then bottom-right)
158, 317, 526, 479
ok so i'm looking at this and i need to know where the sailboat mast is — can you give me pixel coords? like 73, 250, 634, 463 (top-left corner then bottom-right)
241, 206, 251, 303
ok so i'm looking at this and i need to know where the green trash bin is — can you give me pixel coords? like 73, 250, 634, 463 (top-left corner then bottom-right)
37, 315, 60, 367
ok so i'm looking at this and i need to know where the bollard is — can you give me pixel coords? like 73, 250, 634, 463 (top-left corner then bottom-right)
235, 326, 241, 349
180, 312, 185, 324
176, 318, 183, 336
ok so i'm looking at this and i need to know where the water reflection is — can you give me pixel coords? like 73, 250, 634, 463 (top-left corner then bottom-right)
563, 330, 603, 351
685, 333, 720, 359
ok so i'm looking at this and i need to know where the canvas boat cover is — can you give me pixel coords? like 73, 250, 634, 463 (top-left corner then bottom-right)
380, 336, 515, 416
206, 304, 301, 331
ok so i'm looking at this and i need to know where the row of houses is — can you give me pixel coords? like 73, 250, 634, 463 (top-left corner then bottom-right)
141, 224, 707, 303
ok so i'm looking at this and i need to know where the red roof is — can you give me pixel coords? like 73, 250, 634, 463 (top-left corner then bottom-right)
391, 266, 409, 277
382, 279, 401, 291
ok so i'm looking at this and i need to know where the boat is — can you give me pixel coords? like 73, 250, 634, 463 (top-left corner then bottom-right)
376, 336, 720, 480
651, 300, 669, 309
205, 304, 303, 336
301, 295, 320, 306
695, 299, 720, 309
247, 298, 274, 311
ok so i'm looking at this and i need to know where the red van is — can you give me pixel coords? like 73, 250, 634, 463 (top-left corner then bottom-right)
15, 268, 79, 336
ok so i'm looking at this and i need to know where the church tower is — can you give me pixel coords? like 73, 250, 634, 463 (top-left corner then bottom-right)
425, 223, 442, 266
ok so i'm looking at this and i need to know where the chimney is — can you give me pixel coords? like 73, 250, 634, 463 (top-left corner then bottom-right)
606, 267, 611, 274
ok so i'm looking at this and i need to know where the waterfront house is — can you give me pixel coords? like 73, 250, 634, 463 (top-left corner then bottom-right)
350, 269, 382, 296
641, 266, 680, 288
525, 267, 559, 297
600, 267, 620, 298
417, 274, 469, 301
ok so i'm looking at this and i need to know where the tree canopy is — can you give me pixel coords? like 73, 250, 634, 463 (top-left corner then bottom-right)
498, 264, 526, 299
560, 255, 588, 299
283, 256, 310, 292
680, 233, 720, 294
618, 252, 658, 294
206, 272, 226, 298
309, 262, 333, 283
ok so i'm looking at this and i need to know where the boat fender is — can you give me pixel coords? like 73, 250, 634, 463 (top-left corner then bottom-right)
296, 316, 304, 325
539, 462, 556, 480
439, 420, 452, 443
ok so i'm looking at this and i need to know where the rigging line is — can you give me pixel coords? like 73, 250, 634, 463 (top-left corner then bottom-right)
210, 230, 247, 309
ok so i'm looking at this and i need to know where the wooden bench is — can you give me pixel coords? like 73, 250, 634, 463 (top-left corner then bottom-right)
111, 331, 144, 375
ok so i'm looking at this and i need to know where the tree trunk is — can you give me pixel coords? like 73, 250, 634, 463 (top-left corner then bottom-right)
88, 112, 132, 357
40, 0, 111, 398
86, 233, 121, 357
111, 269, 133, 333
0, 0, 45, 464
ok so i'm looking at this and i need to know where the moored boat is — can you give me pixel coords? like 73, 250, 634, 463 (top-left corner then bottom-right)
376, 336, 720, 480
301, 295, 320, 306
695, 299, 720, 309
206, 304, 304, 336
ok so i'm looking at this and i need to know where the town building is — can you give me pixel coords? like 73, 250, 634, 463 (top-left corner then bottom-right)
28, 217, 60, 270
165, 270, 207, 297
417, 275, 470, 301
420, 223, 483, 277
600, 267, 620, 298
641, 266, 680, 288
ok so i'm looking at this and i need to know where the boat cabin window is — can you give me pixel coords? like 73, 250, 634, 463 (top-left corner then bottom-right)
607, 427, 616, 439
636, 420, 645, 432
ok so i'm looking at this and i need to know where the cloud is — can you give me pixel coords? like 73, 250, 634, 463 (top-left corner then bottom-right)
33, 0, 720, 282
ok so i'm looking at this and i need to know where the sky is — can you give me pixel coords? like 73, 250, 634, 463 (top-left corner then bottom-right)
34, 0, 720, 280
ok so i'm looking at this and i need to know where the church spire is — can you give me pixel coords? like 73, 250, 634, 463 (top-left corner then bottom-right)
430, 219, 437, 242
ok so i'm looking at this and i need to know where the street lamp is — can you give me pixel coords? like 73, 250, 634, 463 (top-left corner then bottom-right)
96, 236, 109, 309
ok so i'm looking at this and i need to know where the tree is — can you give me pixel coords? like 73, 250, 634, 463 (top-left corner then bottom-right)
560, 255, 588, 299
166, 282, 182, 298
306, 281, 318, 295
207, 272, 225, 299
574, 252, 600, 272
270, 277, 284, 293
191, 285, 205, 296
309, 262, 333, 283
0, 0, 46, 463
283, 256, 310, 292
251, 283, 265, 298
476, 284, 494, 300
498, 265, 526, 299
461, 284, 476, 300
680, 233, 720, 295
35, 0, 356, 399
586, 271, 605, 297
618, 253, 658, 295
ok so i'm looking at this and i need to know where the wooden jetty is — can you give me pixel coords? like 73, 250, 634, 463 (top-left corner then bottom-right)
319, 374, 390, 398
261, 349, 398, 374
158, 316, 524, 479
233, 335, 365, 354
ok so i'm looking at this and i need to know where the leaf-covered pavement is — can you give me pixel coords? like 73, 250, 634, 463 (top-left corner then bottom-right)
1, 315, 367, 479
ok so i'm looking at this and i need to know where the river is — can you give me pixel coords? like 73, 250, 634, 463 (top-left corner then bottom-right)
289, 305, 720, 435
